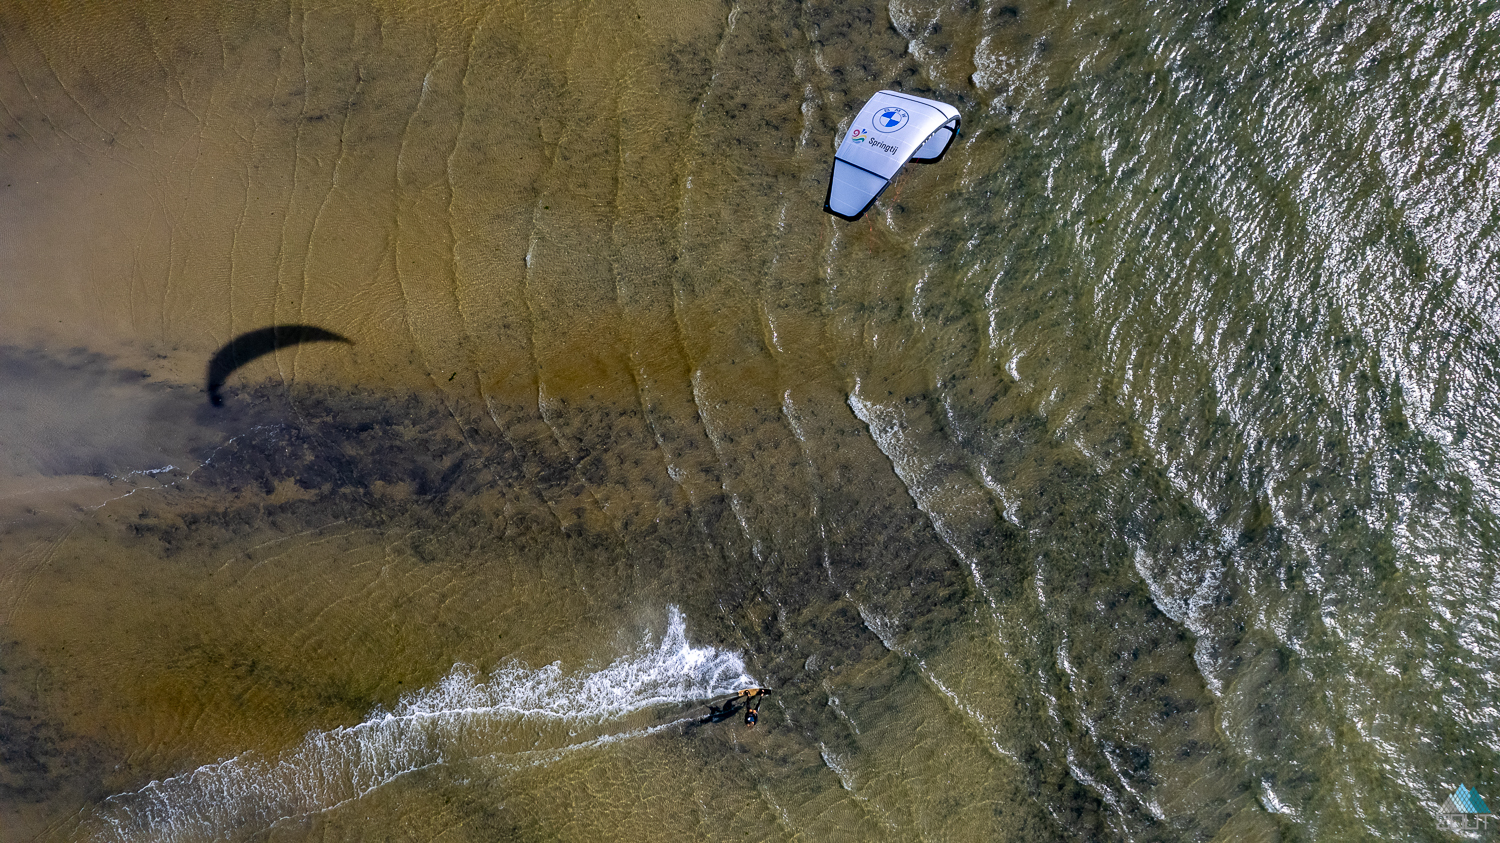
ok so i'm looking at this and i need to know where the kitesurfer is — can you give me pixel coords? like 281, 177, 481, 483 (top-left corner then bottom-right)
738, 688, 772, 727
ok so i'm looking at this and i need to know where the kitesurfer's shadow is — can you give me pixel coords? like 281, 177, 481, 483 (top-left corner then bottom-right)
206, 325, 352, 406
699, 699, 740, 725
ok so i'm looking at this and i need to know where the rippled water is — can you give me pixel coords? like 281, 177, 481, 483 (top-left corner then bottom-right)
2, 1, 1498, 840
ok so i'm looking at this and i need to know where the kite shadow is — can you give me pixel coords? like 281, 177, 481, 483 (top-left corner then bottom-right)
206, 325, 352, 406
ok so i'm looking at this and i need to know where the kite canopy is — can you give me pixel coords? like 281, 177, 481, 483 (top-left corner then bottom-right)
824, 90, 961, 220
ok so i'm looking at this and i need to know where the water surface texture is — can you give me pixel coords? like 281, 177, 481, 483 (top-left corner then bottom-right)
2, 1, 1497, 840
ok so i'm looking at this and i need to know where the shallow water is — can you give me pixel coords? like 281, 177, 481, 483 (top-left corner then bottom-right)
2, 0, 1498, 840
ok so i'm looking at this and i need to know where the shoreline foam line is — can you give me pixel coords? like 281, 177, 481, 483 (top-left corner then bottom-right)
90, 606, 752, 843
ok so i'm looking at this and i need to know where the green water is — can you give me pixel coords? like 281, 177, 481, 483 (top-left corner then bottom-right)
1, 0, 1497, 840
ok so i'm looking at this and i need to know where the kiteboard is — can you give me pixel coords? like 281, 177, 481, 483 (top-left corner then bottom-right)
824, 90, 961, 221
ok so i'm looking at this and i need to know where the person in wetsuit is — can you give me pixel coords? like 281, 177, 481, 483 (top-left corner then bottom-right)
738, 688, 772, 727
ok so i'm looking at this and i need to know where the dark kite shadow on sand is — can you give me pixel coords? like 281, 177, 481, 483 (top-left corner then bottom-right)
206, 325, 352, 406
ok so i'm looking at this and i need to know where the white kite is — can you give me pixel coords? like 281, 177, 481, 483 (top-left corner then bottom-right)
824, 90, 961, 220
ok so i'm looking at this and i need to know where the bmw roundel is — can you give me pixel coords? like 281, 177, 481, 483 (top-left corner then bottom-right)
872, 106, 909, 133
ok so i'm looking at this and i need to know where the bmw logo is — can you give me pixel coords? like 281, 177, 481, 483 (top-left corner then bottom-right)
873, 106, 909, 133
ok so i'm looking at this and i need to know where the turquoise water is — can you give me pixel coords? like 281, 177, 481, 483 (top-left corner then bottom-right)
2, 1, 1498, 840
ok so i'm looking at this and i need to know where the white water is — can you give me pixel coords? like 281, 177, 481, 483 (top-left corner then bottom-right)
91, 606, 753, 842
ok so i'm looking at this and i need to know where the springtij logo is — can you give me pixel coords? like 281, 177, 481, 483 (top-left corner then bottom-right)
1441, 785, 1492, 830
847, 127, 899, 155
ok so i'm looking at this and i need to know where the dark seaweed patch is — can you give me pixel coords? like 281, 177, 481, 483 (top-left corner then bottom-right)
0, 642, 110, 809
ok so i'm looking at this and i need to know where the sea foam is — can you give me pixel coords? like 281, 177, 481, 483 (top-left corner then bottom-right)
91, 606, 751, 842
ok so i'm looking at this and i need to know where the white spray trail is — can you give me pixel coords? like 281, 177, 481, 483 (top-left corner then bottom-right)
91, 606, 752, 843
